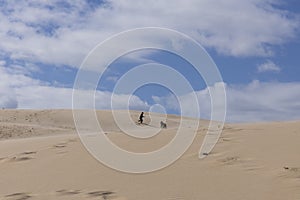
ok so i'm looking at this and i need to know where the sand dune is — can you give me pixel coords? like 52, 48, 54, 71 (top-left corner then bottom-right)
0, 109, 299, 199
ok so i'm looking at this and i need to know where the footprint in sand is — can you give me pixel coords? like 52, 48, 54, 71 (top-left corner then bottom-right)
221, 137, 232, 142
55, 189, 116, 199
10, 156, 34, 162
53, 139, 77, 149
67, 138, 78, 143
4, 192, 32, 200
56, 189, 81, 196
218, 156, 242, 165
52, 142, 69, 154
217, 156, 263, 172
87, 191, 115, 199
0, 151, 37, 163
20, 151, 37, 155
12, 151, 37, 162
53, 143, 67, 148
283, 167, 300, 179
223, 126, 244, 133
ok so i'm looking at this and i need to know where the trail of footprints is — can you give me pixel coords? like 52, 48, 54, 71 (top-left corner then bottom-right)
282, 167, 300, 179
57, 189, 116, 199
3, 190, 117, 200
53, 138, 77, 149
216, 129, 300, 178
216, 153, 300, 180
0, 151, 37, 163
0, 139, 78, 164
52, 138, 78, 154
213, 127, 265, 171
4, 193, 31, 200
1, 138, 122, 199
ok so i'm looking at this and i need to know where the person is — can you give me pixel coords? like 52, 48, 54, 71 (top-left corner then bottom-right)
160, 121, 167, 128
139, 112, 144, 124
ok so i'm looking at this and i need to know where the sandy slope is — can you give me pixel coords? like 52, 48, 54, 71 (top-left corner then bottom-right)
0, 110, 299, 200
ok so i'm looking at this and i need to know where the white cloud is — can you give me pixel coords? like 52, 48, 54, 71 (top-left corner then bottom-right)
152, 94, 179, 111
16, 86, 149, 110
15, 86, 72, 109
0, 60, 6, 66
0, 0, 298, 68
257, 60, 281, 73
0, 84, 18, 109
2, 60, 300, 122
153, 80, 300, 122
226, 81, 300, 122
0, 64, 45, 108
0, 0, 299, 123
106, 76, 118, 83
0, 63, 149, 110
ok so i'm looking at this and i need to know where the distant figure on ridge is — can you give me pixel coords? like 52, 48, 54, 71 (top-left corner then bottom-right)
138, 112, 144, 124
160, 121, 167, 128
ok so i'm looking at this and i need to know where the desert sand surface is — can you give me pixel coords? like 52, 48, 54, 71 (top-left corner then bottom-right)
0, 109, 299, 200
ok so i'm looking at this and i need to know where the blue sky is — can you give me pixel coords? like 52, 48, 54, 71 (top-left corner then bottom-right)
0, 0, 299, 122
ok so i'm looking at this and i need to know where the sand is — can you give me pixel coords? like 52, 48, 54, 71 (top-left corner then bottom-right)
0, 109, 299, 200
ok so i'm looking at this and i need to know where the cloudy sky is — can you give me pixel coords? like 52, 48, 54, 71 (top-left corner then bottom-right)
0, 0, 299, 122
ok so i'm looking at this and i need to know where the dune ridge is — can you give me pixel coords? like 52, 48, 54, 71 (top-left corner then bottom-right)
0, 109, 299, 200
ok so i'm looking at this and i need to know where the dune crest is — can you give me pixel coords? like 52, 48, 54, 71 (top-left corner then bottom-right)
0, 109, 299, 199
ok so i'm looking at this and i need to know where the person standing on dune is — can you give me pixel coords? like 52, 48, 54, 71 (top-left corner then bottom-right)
139, 112, 145, 124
